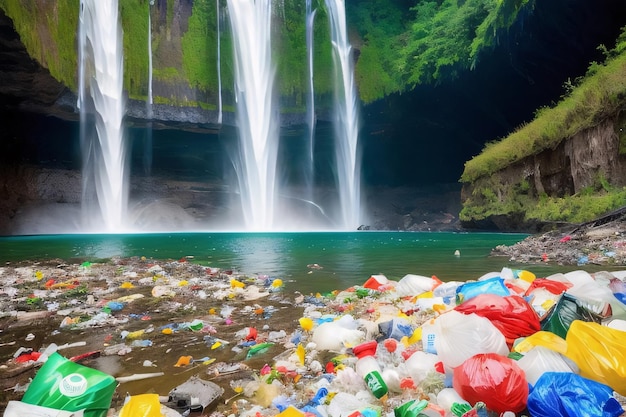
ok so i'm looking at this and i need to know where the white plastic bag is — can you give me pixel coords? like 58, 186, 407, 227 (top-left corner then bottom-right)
432, 310, 509, 369
517, 346, 575, 386
3, 401, 83, 417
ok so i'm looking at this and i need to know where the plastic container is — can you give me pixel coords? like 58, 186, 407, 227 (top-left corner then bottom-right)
356, 356, 388, 400
420, 319, 437, 354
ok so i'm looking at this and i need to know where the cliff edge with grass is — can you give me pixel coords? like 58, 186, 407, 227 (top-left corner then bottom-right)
460, 29, 626, 231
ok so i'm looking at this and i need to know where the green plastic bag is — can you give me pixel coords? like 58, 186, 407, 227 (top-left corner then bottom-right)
540, 293, 603, 338
20, 353, 116, 417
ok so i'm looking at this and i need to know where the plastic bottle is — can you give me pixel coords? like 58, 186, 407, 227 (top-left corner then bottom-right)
420, 320, 437, 354
356, 356, 388, 400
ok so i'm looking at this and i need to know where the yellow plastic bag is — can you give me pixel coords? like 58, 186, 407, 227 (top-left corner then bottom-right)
119, 394, 164, 417
565, 320, 626, 395
513, 330, 567, 355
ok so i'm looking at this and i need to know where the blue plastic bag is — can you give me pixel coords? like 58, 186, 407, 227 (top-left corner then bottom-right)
527, 372, 623, 417
455, 278, 510, 304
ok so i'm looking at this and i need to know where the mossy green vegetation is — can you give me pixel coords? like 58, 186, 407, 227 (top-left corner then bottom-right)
0, 0, 79, 90
120, 1, 150, 98
460, 177, 626, 225
460, 28, 626, 227
462, 35, 626, 184
352, 0, 534, 101
1, 0, 533, 106
181, 0, 221, 95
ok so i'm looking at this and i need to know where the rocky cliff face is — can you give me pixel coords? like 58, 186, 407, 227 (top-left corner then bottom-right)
0, 10, 67, 115
461, 112, 626, 231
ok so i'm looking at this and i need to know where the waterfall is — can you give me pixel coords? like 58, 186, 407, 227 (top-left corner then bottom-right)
144, 2, 153, 175
305, 0, 316, 175
325, 0, 361, 229
78, 0, 127, 232
216, 0, 223, 125
227, 0, 279, 230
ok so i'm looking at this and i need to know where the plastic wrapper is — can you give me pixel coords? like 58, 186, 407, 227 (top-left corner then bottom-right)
609, 277, 626, 304
540, 293, 603, 338
452, 353, 528, 413
378, 318, 414, 341
395, 274, 438, 297
431, 310, 509, 369
20, 352, 116, 417
566, 279, 626, 321
527, 372, 624, 417
455, 278, 510, 304
119, 394, 162, 417
564, 320, 626, 395
455, 294, 540, 346
516, 346, 575, 386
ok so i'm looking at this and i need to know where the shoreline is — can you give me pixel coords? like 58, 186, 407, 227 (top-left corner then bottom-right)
1, 251, 625, 416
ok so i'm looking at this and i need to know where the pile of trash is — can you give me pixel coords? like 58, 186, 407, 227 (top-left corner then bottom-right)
1, 257, 626, 417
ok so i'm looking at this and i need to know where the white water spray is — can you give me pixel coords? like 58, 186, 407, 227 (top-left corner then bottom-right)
227, 0, 279, 230
78, 0, 127, 232
326, 0, 361, 229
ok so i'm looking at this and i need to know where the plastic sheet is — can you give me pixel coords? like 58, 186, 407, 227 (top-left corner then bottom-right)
452, 353, 528, 413
455, 294, 540, 346
431, 311, 509, 369
540, 293, 603, 338
455, 278, 510, 304
564, 320, 626, 395
527, 372, 624, 417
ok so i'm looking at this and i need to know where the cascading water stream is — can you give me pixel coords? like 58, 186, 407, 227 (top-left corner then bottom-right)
227, 0, 279, 230
305, 0, 316, 187
325, 0, 361, 229
78, 0, 127, 232
144, 1, 153, 175
216, 0, 223, 125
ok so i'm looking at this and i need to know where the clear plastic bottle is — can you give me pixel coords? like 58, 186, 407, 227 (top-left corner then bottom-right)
356, 355, 388, 400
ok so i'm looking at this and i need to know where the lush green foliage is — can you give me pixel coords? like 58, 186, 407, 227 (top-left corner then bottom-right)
352, 0, 534, 100
120, 1, 150, 98
0, 0, 79, 89
461, 38, 626, 183
181, 0, 221, 93
459, 176, 626, 224
1, 0, 534, 105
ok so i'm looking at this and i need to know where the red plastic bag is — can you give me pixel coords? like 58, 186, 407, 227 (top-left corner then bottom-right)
455, 294, 541, 346
525, 278, 572, 295
453, 353, 528, 413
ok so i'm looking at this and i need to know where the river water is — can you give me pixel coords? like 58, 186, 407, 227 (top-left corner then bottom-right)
0, 231, 595, 293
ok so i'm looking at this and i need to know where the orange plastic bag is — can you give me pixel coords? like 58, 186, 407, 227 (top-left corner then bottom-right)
565, 320, 626, 395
